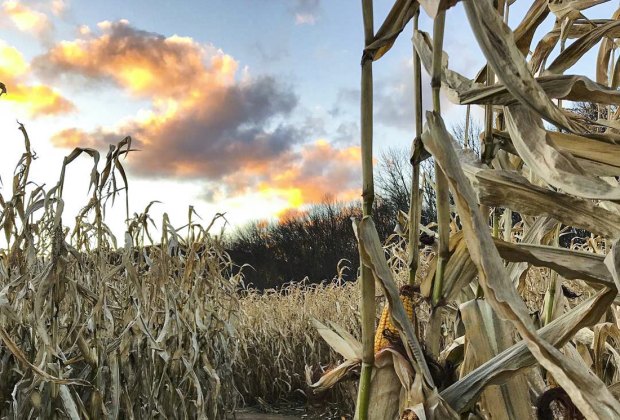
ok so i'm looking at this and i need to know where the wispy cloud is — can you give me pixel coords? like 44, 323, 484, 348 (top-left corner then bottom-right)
334, 57, 443, 132
295, 13, 317, 25
51, 0, 67, 16
292, 0, 321, 25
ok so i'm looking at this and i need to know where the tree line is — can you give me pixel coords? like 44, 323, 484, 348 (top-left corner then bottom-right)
225, 104, 598, 290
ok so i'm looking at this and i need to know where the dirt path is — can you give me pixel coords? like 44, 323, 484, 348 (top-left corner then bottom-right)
229, 408, 305, 419
234, 414, 302, 419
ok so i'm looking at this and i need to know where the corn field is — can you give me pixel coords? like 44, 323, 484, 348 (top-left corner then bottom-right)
0, 132, 245, 418
4, 0, 620, 419
309, 0, 620, 419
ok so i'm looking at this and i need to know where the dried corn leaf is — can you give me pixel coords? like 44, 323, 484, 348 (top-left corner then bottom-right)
413, 31, 620, 107
505, 104, 620, 200
463, 162, 620, 238
464, 0, 579, 131
412, 30, 475, 105
329, 320, 363, 356
355, 350, 401, 420
417, 0, 460, 19
461, 75, 620, 106
596, 8, 620, 85
59, 385, 81, 420
546, 20, 620, 75
605, 239, 620, 290
310, 359, 360, 392
593, 322, 620, 379
549, 0, 610, 20
547, 130, 620, 176
442, 288, 615, 413
496, 240, 615, 288
529, 22, 597, 74
0, 327, 89, 386
439, 336, 464, 367
427, 231, 616, 306
460, 299, 532, 419
420, 389, 459, 419
513, 0, 550, 55
312, 318, 361, 360
422, 110, 620, 418
422, 232, 477, 302
363, 0, 418, 62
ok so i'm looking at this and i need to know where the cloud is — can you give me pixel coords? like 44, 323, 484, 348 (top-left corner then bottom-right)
50, 74, 300, 180
295, 13, 317, 25
252, 40, 289, 63
2, 1, 53, 38
334, 57, 442, 132
221, 139, 361, 211
292, 0, 321, 25
42, 21, 360, 210
0, 40, 74, 117
35, 22, 238, 101
51, 0, 67, 16
332, 121, 359, 145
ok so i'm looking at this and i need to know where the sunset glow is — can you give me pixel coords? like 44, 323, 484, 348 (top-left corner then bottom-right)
0, 0, 459, 229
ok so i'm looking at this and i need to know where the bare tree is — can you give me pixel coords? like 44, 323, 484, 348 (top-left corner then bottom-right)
375, 120, 482, 225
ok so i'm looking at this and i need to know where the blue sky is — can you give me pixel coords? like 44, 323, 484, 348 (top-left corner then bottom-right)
0, 0, 616, 236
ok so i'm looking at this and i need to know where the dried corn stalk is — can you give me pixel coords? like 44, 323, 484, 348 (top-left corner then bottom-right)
339, 0, 620, 417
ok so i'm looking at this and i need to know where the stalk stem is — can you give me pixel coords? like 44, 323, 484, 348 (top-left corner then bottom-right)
544, 223, 561, 325
464, 105, 471, 149
356, 0, 375, 417
431, 11, 450, 306
408, 10, 423, 285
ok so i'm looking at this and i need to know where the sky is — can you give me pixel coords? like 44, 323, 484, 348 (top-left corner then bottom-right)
0, 0, 616, 236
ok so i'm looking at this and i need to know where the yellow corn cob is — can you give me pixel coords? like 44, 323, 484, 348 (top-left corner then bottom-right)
374, 285, 417, 353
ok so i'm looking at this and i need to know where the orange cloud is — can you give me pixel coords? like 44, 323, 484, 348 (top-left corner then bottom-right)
0, 41, 74, 117
40, 21, 298, 173
51, 127, 87, 147
42, 21, 360, 212
2, 1, 52, 36
0, 41, 28, 77
227, 140, 361, 211
37, 23, 237, 103
6, 83, 74, 116
277, 207, 308, 221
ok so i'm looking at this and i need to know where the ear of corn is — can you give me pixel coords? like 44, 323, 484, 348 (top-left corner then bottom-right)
374, 286, 417, 353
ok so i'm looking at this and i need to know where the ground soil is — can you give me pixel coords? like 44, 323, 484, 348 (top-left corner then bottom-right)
233, 414, 302, 420
230, 407, 350, 419
229, 408, 305, 419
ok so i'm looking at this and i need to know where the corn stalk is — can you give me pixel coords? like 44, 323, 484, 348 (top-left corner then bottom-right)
431, 10, 450, 306
408, 9, 423, 285
355, 0, 375, 417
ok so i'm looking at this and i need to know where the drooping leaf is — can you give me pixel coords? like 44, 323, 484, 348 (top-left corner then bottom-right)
422, 110, 620, 418
505, 104, 620, 200
464, 0, 580, 131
